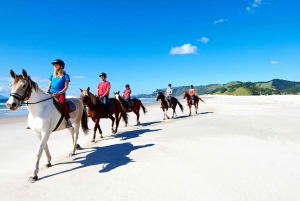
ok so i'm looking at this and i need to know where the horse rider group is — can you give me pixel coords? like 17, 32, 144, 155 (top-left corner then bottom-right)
164, 84, 197, 107
47, 59, 134, 125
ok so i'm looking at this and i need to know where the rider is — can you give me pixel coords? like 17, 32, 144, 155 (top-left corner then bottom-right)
123, 84, 132, 109
46, 59, 72, 128
165, 84, 173, 108
97, 72, 111, 118
189, 85, 196, 102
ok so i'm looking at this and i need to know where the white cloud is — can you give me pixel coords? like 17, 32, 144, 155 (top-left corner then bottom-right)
270, 60, 284, 65
170, 44, 198, 55
0, 77, 13, 82
31, 76, 49, 83
247, 0, 262, 12
293, 74, 299, 78
214, 19, 227, 25
73, 76, 87, 79
0, 84, 10, 92
197, 37, 209, 43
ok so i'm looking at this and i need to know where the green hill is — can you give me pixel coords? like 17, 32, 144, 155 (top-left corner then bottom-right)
211, 79, 300, 95
135, 79, 300, 97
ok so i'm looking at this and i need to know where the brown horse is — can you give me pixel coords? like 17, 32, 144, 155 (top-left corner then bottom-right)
156, 91, 184, 120
80, 87, 128, 142
113, 91, 147, 126
183, 91, 206, 116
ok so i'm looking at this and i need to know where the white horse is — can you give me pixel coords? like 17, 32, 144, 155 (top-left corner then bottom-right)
6, 69, 89, 183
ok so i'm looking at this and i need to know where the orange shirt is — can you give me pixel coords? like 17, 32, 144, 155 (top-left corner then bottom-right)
189, 89, 195, 96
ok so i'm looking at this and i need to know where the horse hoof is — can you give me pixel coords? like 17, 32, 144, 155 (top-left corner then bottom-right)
69, 153, 75, 157
136, 121, 140, 125
28, 176, 38, 183
90, 139, 95, 142
76, 144, 82, 150
46, 163, 52, 168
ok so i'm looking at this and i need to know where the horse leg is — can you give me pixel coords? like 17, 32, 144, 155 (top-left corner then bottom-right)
97, 123, 103, 138
110, 115, 116, 134
29, 131, 51, 183
195, 103, 198, 114
68, 122, 79, 155
91, 119, 100, 142
113, 112, 120, 134
119, 112, 126, 126
44, 144, 52, 167
134, 110, 140, 125
189, 105, 192, 116
73, 122, 81, 150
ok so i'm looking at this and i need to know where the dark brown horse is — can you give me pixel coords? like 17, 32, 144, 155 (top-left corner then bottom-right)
80, 87, 128, 142
183, 91, 206, 116
113, 91, 147, 126
156, 91, 184, 120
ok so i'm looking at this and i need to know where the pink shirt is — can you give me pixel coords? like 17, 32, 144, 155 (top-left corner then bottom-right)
97, 81, 111, 97
123, 89, 131, 99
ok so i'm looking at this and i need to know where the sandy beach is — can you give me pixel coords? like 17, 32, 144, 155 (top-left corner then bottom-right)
0, 95, 300, 201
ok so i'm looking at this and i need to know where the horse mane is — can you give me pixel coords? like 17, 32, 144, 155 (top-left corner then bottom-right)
184, 91, 191, 98
88, 91, 98, 106
12, 75, 39, 92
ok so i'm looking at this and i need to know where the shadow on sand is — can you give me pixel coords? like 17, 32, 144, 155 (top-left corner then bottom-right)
115, 128, 161, 141
39, 142, 154, 181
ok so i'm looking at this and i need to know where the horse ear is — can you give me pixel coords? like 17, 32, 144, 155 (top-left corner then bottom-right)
87, 87, 90, 92
118, 91, 120, 93
10, 70, 16, 79
22, 69, 28, 78
79, 88, 83, 92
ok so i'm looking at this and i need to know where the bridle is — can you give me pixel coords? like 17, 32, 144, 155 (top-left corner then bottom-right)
9, 77, 52, 106
81, 92, 91, 106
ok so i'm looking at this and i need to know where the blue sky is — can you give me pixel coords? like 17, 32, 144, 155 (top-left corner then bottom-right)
0, 0, 299, 97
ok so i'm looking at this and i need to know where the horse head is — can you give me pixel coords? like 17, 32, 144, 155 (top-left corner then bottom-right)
6, 69, 36, 110
183, 91, 188, 99
156, 91, 163, 101
79, 87, 92, 106
113, 91, 120, 100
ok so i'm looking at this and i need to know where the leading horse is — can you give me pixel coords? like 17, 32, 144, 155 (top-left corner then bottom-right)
80, 87, 128, 142
156, 91, 184, 120
113, 91, 147, 126
6, 69, 89, 183
183, 91, 206, 116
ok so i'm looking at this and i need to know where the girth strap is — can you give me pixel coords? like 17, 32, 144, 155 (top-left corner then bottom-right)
52, 98, 65, 132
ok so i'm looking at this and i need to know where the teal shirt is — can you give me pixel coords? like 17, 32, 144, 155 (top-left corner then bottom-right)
49, 74, 70, 93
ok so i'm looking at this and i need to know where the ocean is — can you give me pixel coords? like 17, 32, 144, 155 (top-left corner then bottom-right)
0, 98, 157, 118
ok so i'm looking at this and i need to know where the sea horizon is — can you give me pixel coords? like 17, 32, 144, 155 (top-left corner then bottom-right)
0, 97, 158, 118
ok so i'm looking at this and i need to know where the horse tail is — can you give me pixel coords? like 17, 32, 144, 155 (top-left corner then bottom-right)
81, 106, 90, 135
119, 102, 129, 125
198, 96, 206, 104
139, 100, 148, 114
177, 99, 184, 113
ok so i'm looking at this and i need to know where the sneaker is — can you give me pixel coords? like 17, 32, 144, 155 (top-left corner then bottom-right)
66, 121, 73, 128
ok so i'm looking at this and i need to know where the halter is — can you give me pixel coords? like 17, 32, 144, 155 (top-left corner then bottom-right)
9, 77, 52, 106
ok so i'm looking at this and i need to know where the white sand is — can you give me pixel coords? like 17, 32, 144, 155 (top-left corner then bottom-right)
0, 95, 300, 201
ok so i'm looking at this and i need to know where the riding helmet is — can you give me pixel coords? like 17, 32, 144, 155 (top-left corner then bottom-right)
168, 84, 171, 86
51, 59, 65, 69
125, 84, 130, 88
99, 72, 107, 78
190, 85, 194, 88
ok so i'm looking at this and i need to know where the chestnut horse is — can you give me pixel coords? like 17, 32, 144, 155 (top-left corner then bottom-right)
183, 91, 206, 116
156, 91, 184, 120
80, 87, 128, 142
113, 91, 147, 126
6, 69, 89, 182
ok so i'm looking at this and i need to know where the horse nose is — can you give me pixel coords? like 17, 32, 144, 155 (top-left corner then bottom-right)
6, 102, 16, 109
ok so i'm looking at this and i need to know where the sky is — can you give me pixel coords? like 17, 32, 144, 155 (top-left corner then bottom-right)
0, 0, 299, 97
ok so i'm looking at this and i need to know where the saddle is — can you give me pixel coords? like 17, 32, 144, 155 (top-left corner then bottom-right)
52, 98, 77, 131
53, 98, 77, 115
